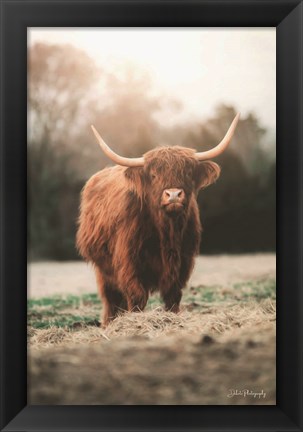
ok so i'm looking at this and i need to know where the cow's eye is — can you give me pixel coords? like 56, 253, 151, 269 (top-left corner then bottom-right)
151, 173, 157, 180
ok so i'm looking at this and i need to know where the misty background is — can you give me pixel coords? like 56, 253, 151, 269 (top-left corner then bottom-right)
28, 29, 276, 260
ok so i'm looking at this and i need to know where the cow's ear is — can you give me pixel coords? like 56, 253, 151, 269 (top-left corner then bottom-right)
124, 167, 145, 200
124, 166, 144, 183
195, 161, 221, 190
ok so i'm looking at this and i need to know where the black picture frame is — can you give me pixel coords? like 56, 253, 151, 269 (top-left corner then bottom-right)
0, 0, 302, 431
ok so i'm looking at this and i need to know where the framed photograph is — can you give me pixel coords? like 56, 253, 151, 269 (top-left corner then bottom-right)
1, 0, 302, 431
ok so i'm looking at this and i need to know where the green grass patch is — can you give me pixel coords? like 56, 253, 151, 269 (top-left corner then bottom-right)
28, 279, 276, 330
186, 278, 276, 304
237, 279, 276, 301
28, 293, 100, 310
28, 292, 101, 329
28, 313, 100, 329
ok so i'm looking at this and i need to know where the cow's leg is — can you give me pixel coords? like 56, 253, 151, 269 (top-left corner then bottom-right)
161, 254, 194, 313
161, 286, 182, 313
95, 268, 127, 327
124, 278, 148, 312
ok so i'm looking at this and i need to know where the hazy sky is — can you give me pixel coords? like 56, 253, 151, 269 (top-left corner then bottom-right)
29, 28, 276, 129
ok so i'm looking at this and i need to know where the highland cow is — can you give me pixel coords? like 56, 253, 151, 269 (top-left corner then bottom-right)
76, 114, 240, 326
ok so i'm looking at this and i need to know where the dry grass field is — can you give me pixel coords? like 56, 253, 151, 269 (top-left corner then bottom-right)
28, 254, 276, 405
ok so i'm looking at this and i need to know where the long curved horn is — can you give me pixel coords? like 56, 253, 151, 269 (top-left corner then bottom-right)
91, 125, 145, 167
195, 113, 240, 161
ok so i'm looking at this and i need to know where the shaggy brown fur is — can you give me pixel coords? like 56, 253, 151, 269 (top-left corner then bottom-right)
76, 146, 220, 326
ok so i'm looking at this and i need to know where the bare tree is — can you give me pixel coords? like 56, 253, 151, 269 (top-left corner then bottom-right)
28, 42, 100, 147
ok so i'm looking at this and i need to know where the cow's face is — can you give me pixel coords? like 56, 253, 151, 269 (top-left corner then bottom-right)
91, 114, 239, 213
126, 147, 221, 215
91, 113, 239, 215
